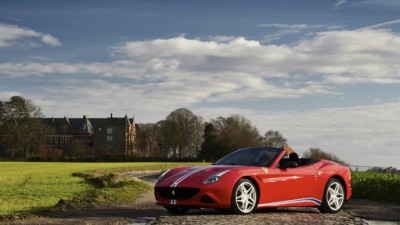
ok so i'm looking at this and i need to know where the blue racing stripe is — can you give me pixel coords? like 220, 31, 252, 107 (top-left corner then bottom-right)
258, 197, 321, 207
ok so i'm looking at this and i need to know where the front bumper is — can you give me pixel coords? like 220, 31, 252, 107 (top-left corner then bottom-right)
154, 184, 232, 209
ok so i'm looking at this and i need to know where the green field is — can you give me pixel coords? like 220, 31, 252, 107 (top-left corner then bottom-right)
0, 162, 206, 217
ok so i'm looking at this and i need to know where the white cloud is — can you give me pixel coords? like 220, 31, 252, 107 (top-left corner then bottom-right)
258, 24, 323, 30
259, 23, 325, 42
0, 23, 61, 48
112, 29, 400, 85
0, 91, 22, 101
2, 29, 400, 106
292, 29, 400, 84
334, 0, 347, 8
41, 34, 62, 46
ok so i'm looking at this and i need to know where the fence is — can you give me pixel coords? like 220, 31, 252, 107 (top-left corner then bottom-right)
348, 165, 398, 174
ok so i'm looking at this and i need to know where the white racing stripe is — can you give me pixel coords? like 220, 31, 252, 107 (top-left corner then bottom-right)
170, 166, 210, 188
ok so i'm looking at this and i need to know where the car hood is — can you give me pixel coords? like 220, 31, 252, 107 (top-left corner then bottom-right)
156, 165, 246, 187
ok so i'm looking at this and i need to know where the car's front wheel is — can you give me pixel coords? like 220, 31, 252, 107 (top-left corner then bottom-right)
230, 178, 258, 214
318, 178, 345, 213
164, 206, 190, 214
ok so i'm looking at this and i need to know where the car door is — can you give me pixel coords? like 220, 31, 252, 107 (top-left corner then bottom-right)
268, 165, 319, 202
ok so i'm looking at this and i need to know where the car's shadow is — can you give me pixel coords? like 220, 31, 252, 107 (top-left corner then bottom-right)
169, 207, 321, 216
47, 207, 166, 219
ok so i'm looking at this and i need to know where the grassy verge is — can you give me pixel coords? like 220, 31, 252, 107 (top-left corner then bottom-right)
351, 171, 400, 203
0, 162, 207, 217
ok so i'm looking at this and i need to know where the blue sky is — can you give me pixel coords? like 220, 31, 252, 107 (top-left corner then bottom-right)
1, 0, 400, 168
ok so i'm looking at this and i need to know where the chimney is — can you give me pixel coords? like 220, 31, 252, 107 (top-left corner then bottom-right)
110, 113, 113, 118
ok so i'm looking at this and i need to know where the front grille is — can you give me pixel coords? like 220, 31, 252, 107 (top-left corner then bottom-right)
155, 187, 200, 200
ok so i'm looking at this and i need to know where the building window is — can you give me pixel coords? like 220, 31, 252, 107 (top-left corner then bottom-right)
107, 135, 113, 142
62, 126, 68, 133
107, 127, 113, 134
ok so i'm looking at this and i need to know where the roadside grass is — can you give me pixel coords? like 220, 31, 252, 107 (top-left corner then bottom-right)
0, 162, 207, 217
351, 171, 400, 203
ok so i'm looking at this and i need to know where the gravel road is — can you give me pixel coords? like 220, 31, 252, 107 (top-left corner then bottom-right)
3, 171, 399, 225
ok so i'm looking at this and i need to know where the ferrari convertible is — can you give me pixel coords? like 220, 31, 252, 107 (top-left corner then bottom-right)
154, 146, 352, 214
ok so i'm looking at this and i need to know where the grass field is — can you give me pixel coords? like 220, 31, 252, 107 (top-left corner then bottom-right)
0, 162, 206, 216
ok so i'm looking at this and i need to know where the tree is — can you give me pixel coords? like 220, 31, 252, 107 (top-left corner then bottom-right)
303, 147, 347, 165
136, 123, 168, 157
199, 123, 222, 161
188, 115, 205, 158
163, 108, 204, 158
205, 114, 262, 160
263, 130, 287, 147
0, 96, 47, 158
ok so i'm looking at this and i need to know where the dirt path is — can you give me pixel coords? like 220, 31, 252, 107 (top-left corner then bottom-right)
344, 199, 400, 222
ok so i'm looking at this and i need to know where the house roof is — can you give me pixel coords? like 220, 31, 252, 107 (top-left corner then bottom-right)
78, 115, 94, 134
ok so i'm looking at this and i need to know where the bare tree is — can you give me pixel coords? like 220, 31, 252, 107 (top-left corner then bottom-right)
164, 108, 204, 158
136, 123, 162, 157
189, 115, 205, 158
263, 130, 287, 147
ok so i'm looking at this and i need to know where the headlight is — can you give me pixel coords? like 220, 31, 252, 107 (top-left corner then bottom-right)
204, 170, 230, 184
156, 170, 170, 184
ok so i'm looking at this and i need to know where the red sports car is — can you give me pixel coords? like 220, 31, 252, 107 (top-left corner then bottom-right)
154, 146, 352, 214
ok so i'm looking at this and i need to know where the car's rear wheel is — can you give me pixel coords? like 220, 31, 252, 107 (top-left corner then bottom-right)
164, 206, 190, 214
318, 178, 345, 213
230, 178, 258, 214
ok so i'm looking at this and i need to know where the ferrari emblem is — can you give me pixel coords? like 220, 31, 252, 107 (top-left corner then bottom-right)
263, 167, 269, 174
171, 189, 175, 196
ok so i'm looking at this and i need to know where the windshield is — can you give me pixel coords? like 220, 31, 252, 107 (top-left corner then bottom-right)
214, 147, 282, 167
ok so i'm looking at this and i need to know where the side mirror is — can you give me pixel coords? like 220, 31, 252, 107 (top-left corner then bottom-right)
281, 161, 298, 170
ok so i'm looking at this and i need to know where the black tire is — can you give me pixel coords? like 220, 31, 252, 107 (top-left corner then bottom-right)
230, 178, 258, 214
164, 206, 190, 214
318, 178, 345, 213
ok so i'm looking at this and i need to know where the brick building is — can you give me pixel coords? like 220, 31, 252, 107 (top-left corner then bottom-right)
42, 114, 136, 156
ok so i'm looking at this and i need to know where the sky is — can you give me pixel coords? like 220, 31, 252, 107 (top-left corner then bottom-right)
1, 0, 399, 168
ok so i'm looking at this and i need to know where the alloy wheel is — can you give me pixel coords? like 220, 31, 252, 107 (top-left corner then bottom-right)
235, 181, 257, 213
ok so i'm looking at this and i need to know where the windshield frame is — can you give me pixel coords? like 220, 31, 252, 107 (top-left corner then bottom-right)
214, 147, 283, 167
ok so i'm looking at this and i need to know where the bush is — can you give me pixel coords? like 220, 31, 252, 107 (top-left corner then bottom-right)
351, 171, 400, 203
72, 172, 132, 188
